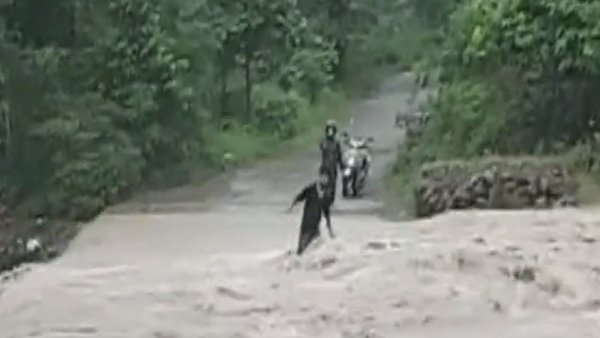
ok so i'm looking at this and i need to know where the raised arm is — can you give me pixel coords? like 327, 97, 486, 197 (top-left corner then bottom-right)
288, 184, 311, 212
319, 139, 325, 153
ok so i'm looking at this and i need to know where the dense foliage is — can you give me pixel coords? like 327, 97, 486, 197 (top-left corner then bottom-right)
0, 0, 420, 221
398, 0, 600, 177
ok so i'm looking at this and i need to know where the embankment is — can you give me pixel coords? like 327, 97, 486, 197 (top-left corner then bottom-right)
411, 157, 579, 218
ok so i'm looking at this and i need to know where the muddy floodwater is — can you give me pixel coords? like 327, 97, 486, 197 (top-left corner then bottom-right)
1, 74, 599, 338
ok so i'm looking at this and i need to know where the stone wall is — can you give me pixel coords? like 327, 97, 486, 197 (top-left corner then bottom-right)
414, 157, 579, 218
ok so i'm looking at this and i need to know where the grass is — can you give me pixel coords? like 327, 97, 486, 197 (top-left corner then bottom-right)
574, 171, 600, 205
386, 165, 420, 218
203, 88, 350, 169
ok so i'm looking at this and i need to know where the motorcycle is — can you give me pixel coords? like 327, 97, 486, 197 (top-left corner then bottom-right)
340, 132, 374, 197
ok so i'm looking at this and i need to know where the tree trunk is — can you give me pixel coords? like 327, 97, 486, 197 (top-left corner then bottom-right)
241, 2, 253, 123
219, 48, 229, 117
333, 38, 346, 79
244, 44, 252, 123
4, 107, 10, 158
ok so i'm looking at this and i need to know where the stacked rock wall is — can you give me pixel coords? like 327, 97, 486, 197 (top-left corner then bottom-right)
414, 157, 579, 218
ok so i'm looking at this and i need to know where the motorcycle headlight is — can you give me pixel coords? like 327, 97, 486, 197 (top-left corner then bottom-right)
347, 157, 355, 166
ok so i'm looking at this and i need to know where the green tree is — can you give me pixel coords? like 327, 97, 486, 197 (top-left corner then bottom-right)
420, 0, 600, 159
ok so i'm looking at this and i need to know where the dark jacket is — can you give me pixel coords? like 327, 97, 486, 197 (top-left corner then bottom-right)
292, 180, 335, 255
319, 138, 343, 174
293, 182, 324, 235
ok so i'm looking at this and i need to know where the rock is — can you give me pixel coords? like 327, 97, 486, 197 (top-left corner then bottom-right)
504, 180, 518, 193
513, 266, 536, 283
555, 195, 578, 208
472, 236, 486, 244
365, 241, 387, 251
539, 177, 550, 194
490, 299, 504, 313
392, 299, 410, 308
551, 167, 563, 177
26, 238, 41, 253
216, 286, 252, 301
576, 233, 597, 244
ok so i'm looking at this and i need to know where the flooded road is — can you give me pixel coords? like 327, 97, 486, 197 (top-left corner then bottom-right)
1, 73, 599, 337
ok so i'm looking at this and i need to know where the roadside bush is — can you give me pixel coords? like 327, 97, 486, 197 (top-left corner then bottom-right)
252, 84, 308, 140
204, 123, 277, 168
423, 75, 527, 159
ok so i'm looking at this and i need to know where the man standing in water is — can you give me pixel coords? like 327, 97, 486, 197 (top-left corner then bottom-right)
287, 166, 335, 255
319, 120, 344, 203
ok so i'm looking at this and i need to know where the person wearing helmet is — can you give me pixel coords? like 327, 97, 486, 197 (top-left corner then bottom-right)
319, 120, 344, 202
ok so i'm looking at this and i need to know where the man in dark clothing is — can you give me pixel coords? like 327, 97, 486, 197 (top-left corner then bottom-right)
319, 120, 344, 202
287, 166, 335, 256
